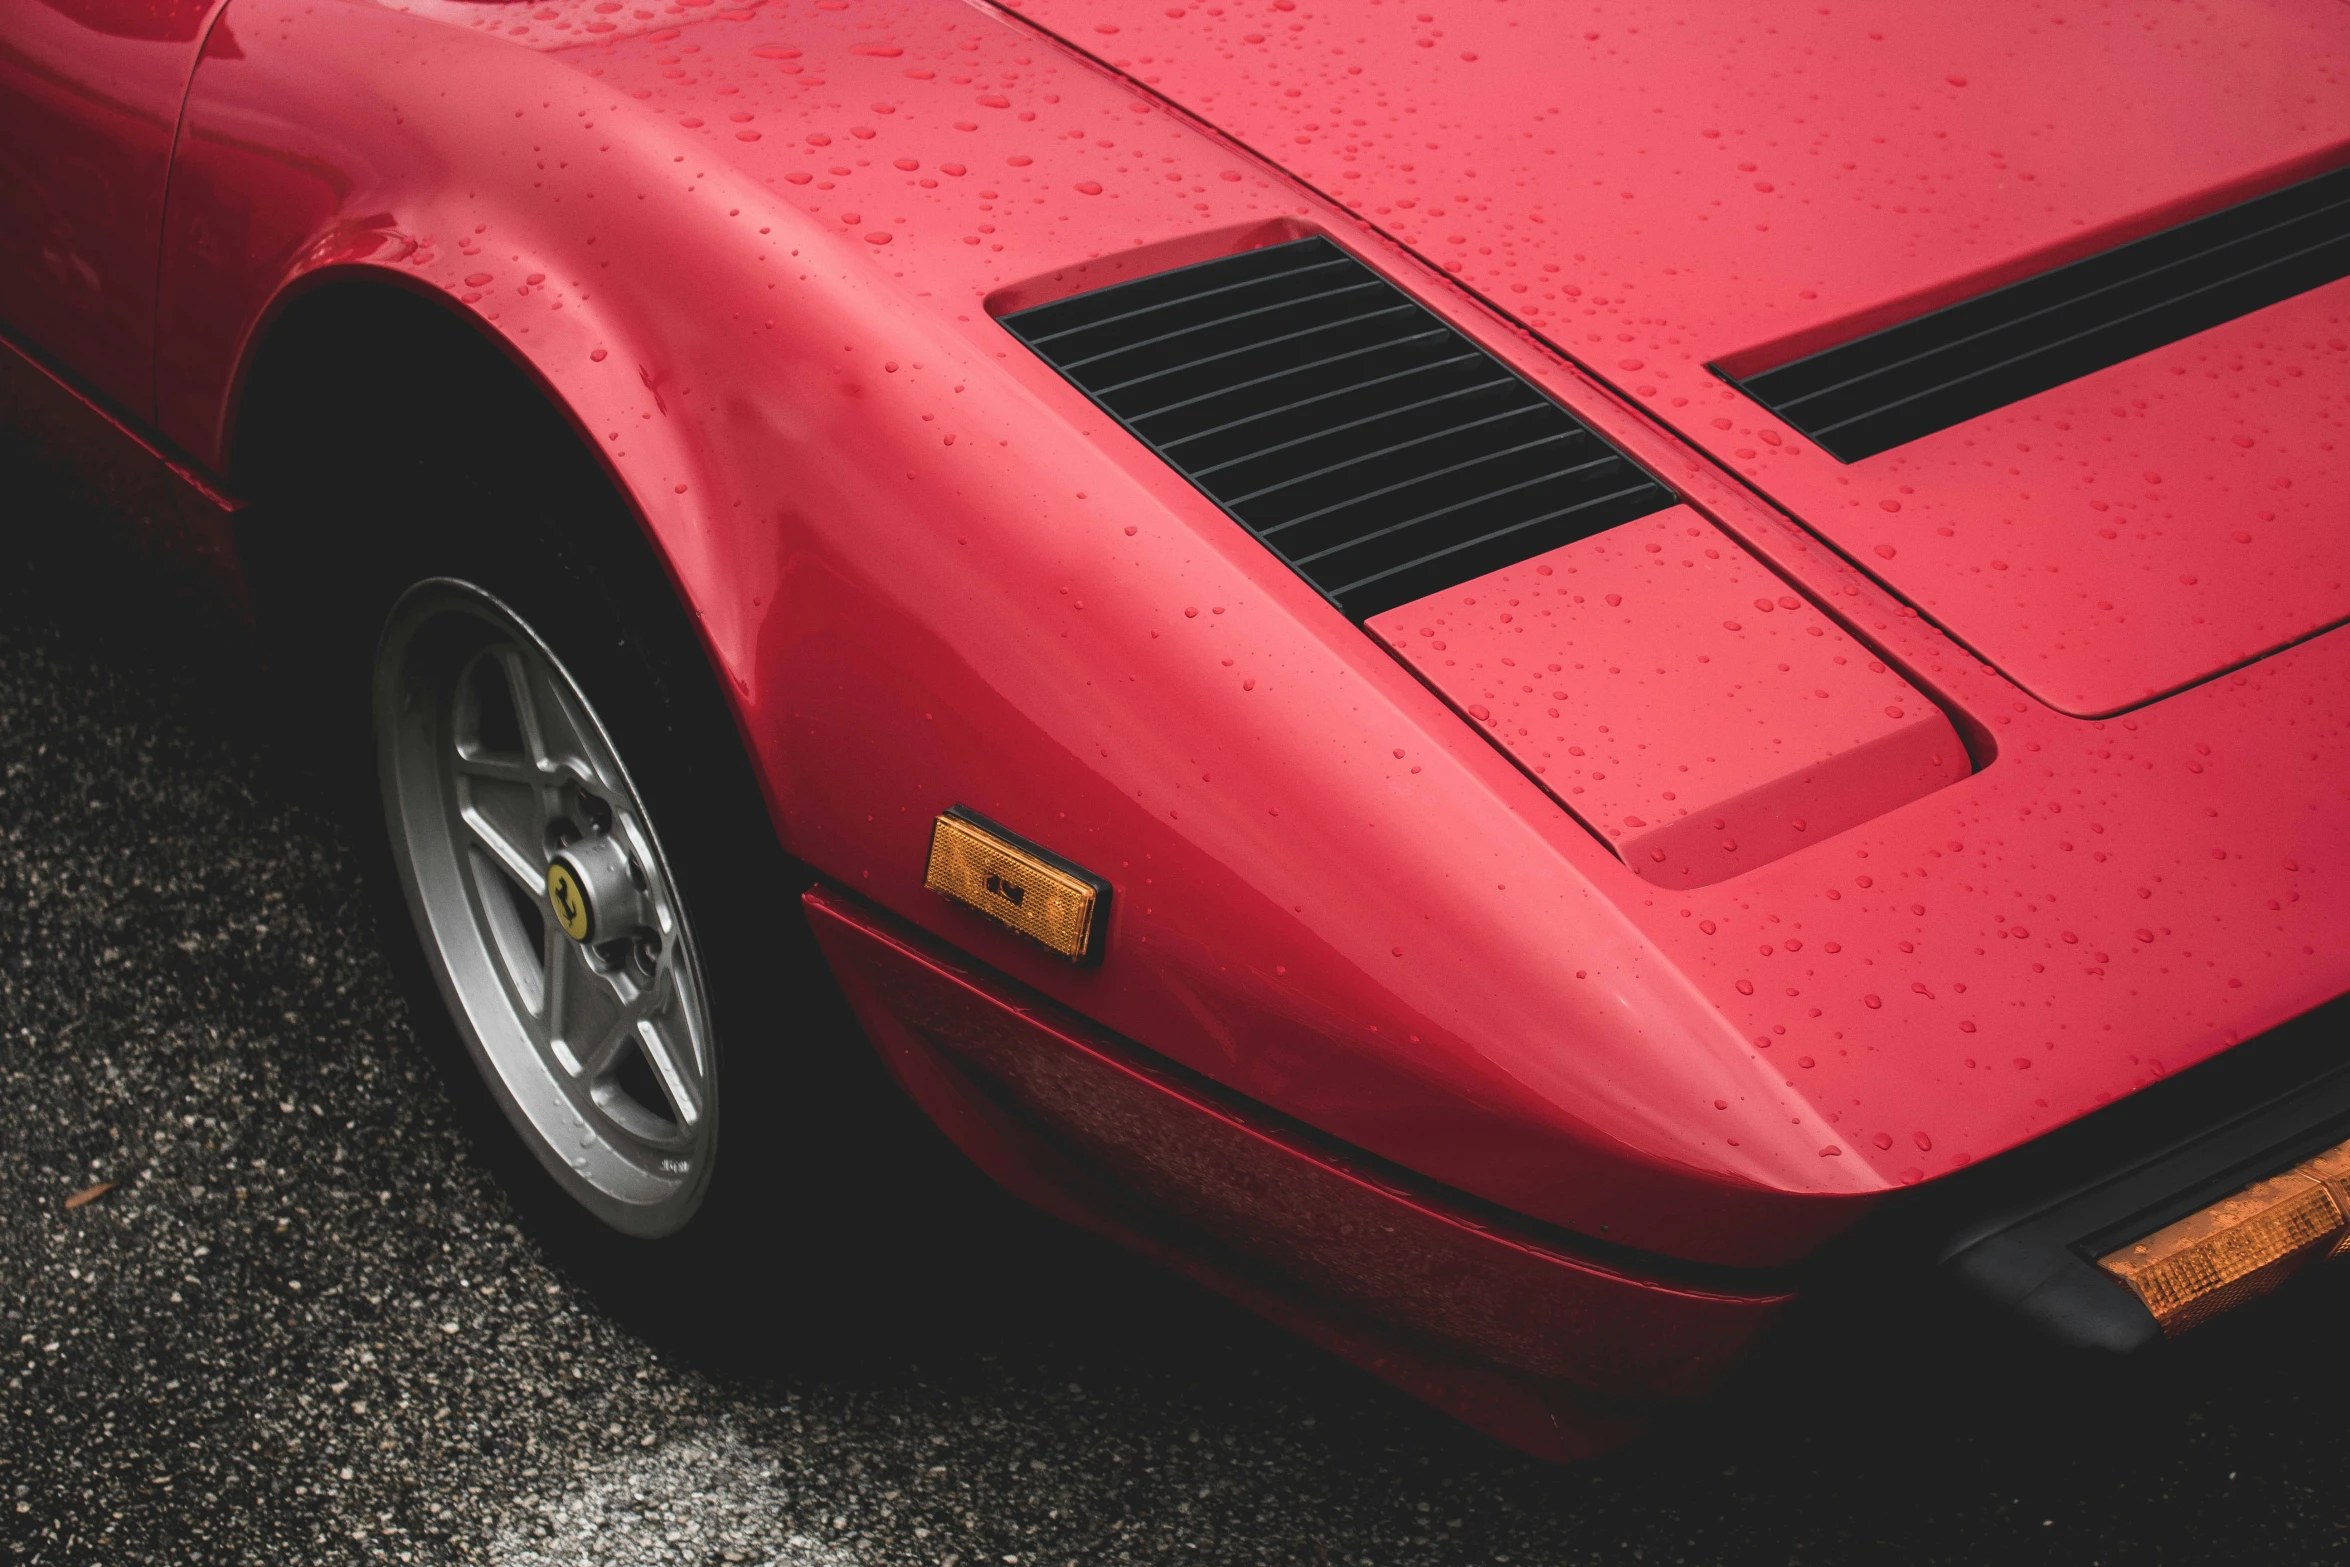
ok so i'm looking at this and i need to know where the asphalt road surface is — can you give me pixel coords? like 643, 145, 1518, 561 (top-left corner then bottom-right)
8, 469, 2350, 1567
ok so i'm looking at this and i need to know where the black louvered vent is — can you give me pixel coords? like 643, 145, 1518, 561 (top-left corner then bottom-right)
1002, 237, 1673, 619
1734, 162, 2350, 461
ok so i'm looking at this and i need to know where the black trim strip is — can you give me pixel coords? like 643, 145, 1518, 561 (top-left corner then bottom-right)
1731, 162, 2350, 461
1001, 237, 1674, 619
0, 324, 242, 511
1930, 989, 2350, 1351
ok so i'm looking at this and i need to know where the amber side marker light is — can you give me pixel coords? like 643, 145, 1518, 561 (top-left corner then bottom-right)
2098, 1140, 2350, 1336
923, 807, 1111, 964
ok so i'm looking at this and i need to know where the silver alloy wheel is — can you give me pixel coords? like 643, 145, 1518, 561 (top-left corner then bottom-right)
375, 579, 717, 1237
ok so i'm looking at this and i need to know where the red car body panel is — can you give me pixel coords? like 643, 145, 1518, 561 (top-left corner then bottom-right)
0, 0, 231, 412
1366, 505, 1971, 891
1012, 0, 2350, 717
6, 0, 2350, 1454
804, 884, 1791, 1463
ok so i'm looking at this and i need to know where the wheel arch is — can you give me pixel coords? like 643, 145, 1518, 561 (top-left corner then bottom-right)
226, 269, 602, 512
158, 0, 779, 760
223, 270, 864, 1247
221, 268, 793, 851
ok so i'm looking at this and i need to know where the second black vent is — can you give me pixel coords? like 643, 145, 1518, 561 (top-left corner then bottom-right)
1733, 161, 2350, 461
1001, 236, 1672, 619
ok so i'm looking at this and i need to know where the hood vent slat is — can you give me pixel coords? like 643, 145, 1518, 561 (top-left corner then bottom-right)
1734, 162, 2350, 461
1003, 236, 1672, 619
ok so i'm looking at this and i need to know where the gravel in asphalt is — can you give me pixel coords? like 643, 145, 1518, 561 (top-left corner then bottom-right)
7, 467, 2350, 1567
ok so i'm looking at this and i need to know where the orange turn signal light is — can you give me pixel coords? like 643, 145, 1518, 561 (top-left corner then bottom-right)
924, 807, 1111, 964
2098, 1139, 2350, 1336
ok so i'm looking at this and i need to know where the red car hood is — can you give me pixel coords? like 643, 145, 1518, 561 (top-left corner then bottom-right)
1007, 0, 2350, 717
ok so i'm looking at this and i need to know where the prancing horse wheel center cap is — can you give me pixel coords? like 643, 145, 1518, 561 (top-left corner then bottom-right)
548, 833, 641, 945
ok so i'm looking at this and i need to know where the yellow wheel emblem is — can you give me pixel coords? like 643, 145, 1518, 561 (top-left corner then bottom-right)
546, 861, 591, 942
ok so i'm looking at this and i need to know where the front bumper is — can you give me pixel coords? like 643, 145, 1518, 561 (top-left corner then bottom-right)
1933, 990, 2350, 1349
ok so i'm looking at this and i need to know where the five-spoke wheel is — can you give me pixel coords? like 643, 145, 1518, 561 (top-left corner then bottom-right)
375, 580, 717, 1236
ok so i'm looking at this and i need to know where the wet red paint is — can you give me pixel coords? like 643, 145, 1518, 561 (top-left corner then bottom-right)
807, 885, 1789, 1461
0, 0, 230, 411
5, 0, 2348, 1457
1012, 0, 2350, 713
1370, 508, 1967, 889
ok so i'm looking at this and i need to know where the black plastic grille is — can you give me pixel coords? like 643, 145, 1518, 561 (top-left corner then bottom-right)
1734, 161, 2350, 461
1002, 237, 1672, 618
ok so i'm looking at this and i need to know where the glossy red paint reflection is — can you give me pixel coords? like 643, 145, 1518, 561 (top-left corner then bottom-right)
805, 884, 1790, 1461
0, 0, 2345, 1455
1008, 0, 2350, 712
1372, 507, 1968, 889
0, 0, 228, 411
138, 0, 2350, 1264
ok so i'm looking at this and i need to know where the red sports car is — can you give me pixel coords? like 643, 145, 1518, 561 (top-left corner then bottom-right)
6, 0, 2348, 1460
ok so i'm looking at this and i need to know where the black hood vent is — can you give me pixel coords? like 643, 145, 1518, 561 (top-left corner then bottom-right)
1734, 161, 2350, 462
1002, 236, 1672, 619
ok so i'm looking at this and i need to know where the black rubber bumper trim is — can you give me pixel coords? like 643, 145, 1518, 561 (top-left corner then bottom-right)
1935, 990, 2350, 1351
